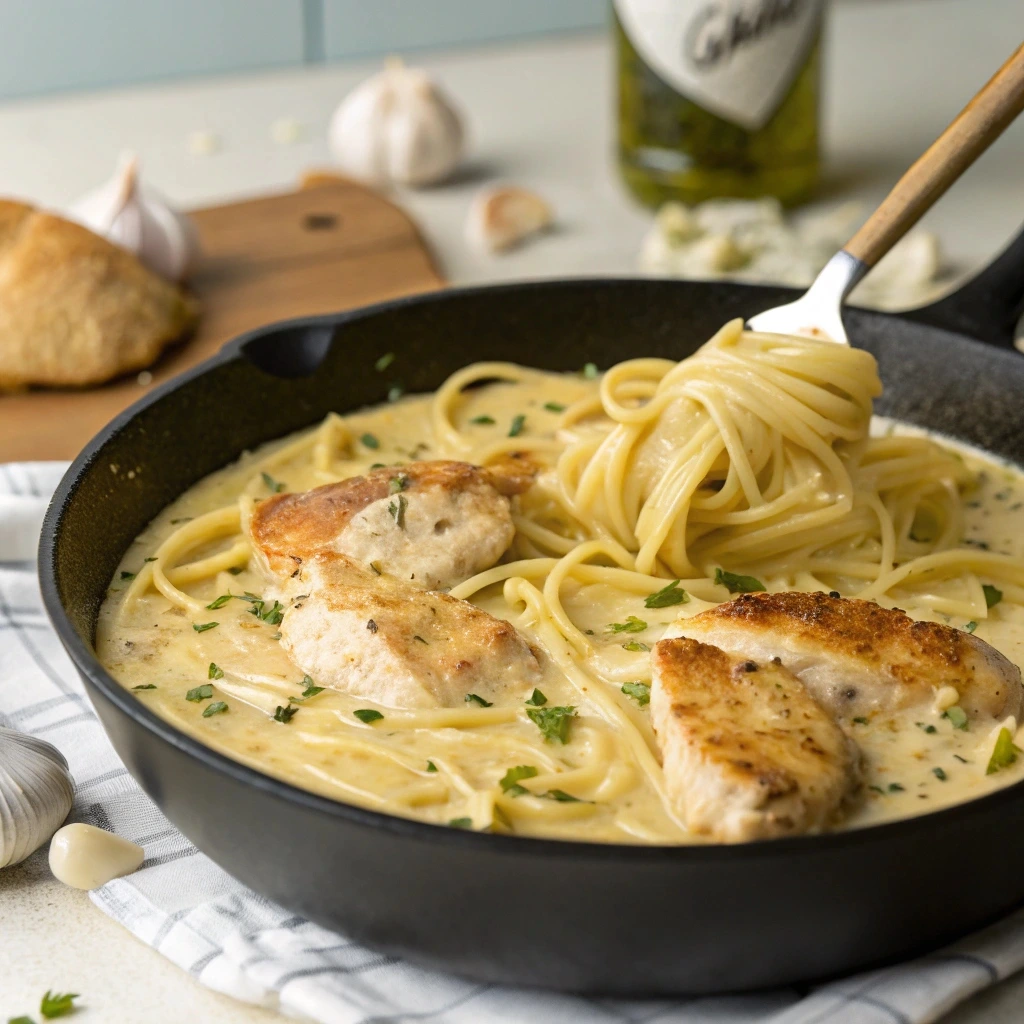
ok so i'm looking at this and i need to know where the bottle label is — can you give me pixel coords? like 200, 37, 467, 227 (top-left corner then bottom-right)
614, 0, 823, 130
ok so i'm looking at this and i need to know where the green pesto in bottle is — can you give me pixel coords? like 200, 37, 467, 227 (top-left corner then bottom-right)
615, 0, 822, 208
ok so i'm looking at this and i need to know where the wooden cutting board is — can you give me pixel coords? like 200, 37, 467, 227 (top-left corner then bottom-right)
0, 172, 445, 462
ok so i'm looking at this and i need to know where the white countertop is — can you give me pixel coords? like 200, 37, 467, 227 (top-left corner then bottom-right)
4, 4, 1024, 1020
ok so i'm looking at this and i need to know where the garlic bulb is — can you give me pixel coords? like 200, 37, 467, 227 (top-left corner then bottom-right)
0, 728, 75, 869
68, 153, 200, 282
328, 58, 464, 187
466, 186, 553, 253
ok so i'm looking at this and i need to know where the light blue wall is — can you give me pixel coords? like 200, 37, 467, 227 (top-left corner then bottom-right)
0, 0, 606, 101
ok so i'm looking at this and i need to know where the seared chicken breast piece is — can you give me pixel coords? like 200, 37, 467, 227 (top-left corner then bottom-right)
277, 553, 541, 708
250, 459, 534, 590
651, 637, 860, 842
673, 591, 1024, 725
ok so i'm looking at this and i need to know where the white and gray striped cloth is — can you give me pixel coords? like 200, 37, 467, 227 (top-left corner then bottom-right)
5, 460, 1024, 1024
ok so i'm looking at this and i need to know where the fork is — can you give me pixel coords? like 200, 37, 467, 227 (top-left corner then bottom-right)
748, 40, 1024, 344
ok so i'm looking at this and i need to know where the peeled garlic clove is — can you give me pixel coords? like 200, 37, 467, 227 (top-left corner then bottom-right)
67, 152, 200, 282
49, 822, 144, 889
0, 727, 75, 868
466, 186, 553, 253
328, 58, 464, 188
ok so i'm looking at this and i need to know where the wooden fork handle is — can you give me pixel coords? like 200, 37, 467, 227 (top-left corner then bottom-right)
845, 41, 1024, 269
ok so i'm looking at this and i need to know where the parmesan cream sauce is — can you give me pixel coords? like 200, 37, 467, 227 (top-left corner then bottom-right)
96, 378, 1024, 844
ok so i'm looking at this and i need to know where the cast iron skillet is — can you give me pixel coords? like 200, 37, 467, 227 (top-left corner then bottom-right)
39, 228, 1024, 996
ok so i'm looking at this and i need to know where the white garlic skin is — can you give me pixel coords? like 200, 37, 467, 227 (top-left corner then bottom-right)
67, 153, 200, 282
0, 728, 75, 869
49, 822, 144, 890
328, 60, 464, 187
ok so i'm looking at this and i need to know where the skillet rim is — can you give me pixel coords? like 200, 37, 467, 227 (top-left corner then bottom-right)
38, 274, 1024, 863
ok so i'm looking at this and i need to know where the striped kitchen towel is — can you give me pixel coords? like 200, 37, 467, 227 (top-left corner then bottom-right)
3, 460, 1024, 1024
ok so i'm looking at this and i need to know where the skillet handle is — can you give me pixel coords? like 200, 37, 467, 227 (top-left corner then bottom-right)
898, 221, 1024, 349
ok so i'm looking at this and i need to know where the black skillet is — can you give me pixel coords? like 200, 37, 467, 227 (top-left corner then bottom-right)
39, 227, 1024, 996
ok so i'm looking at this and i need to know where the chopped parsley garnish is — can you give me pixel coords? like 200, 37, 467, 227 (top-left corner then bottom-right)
986, 727, 1021, 774
273, 704, 299, 724
470, 415, 496, 425
449, 817, 473, 829
375, 352, 395, 372
119, 570, 136, 581
388, 384, 405, 402
915, 721, 937, 734
622, 640, 650, 652
353, 709, 384, 724
426, 760, 438, 773
261, 471, 285, 493
944, 706, 969, 730
714, 568, 766, 593
40, 991, 79, 1019
227, 566, 244, 575
206, 594, 231, 610
193, 621, 218, 633
10, 1016, 35, 1024
369, 562, 383, 576
954, 754, 969, 763
984, 584, 1003, 608
621, 681, 651, 706
208, 663, 224, 680
260, 600, 285, 626
132, 684, 157, 690
186, 684, 213, 702
500, 764, 538, 796
965, 620, 978, 633
644, 580, 688, 608
508, 414, 526, 438
932, 767, 948, 781
526, 705, 576, 744
544, 401, 566, 413
525, 688, 547, 706
852, 716, 869, 725
144, 556, 158, 562
361, 432, 380, 449
203, 701, 229, 718
389, 473, 410, 494
465, 693, 493, 707
607, 616, 647, 633
541, 789, 586, 803
299, 677, 324, 699
388, 493, 408, 528
582, 362, 599, 379
370, 463, 386, 470
887, 782, 905, 793
170, 517, 193, 524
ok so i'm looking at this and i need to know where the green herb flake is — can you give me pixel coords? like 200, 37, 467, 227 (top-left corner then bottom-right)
987, 727, 1022, 774
622, 640, 650, 652
852, 716, 869, 725
915, 721, 937, 734
40, 991, 79, 1019
186, 684, 214, 703
354, 709, 384, 724
470, 415, 496, 425
374, 352, 395, 372
144, 556, 158, 562
965, 620, 978, 633
426, 760, 438, 773
388, 384, 405, 403
644, 579, 689, 609
621, 681, 651, 706
300, 677, 324, 699
714, 568, 766, 593
132, 684, 157, 691
541, 789, 586, 803
607, 615, 647, 633
361, 432, 380, 450
887, 782, 905, 793
984, 584, 1003, 608
388, 493, 408, 528
544, 401, 566, 413
208, 662, 224, 680
10, 1016, 35, 1024
869, 785, 885, 794
273, 704, 299, 724
170, 517, 193, 524
206, 594, 231, 610
448, 817, 473, 829
932, 766, 948, 781
388, 473, 410, 494
227, 566, 244, 576
582, 362, 599, 379
508, 413, 526, 438
500, 764, 538, 797
465, 693, 493, 707
261, 600, 284, 626
203, 701, 229, 718
526, 705, 576, 744
119, 570, 136, 581
954, 754, 969, 763
525, 688, 547, 706
193, 621, 218, 633
261, 471, 285, 493
944, 706, 969, 730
